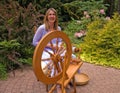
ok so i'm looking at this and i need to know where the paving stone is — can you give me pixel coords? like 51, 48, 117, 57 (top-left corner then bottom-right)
0, 63, 120, 93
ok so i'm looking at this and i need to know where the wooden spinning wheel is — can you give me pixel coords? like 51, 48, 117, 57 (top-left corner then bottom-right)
33, 31, 83, 93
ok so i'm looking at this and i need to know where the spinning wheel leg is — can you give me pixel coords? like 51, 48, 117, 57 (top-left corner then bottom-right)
73, 76, 76, 93
48, 84, 57, 93
46, 85, 48, 92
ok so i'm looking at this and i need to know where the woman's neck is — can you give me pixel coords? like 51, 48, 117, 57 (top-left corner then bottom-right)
49, 22, 54, 31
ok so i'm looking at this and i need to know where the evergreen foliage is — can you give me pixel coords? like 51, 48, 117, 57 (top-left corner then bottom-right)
0, 63, 7, 80
63, 0, 108, 20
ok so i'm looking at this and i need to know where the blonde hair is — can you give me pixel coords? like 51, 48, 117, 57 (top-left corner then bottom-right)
44, 8, 58, 31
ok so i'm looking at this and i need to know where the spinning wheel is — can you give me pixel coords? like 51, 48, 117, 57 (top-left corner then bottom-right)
33, 31, 72, 84
33, 31, 83, 93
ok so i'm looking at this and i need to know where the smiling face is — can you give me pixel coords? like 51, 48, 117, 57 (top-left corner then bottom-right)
47, 10, 56, 24
44, 8, 58, 31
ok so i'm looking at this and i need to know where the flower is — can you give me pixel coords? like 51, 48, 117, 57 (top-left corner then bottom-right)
100, 9, 105, 14
84, 11, 88, 15
105, 16, 110, 20
86, 14, 90, 18
74, 30, 86, 38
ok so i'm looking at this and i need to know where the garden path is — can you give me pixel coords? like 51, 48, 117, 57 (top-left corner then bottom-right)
0, 62, 120, 93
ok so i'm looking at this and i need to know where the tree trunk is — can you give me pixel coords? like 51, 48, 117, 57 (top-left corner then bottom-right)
104, 0, 115, 17
118, 0, 120, 14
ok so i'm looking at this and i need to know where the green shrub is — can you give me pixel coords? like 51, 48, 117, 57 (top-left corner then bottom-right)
80, 13, 120, 68
0, 39, 33, 79
0, 1, 37, 76
0, 63, 7, 80
63, 0, 108, 20
64, 19, 85, 44
63, 0, 108, 45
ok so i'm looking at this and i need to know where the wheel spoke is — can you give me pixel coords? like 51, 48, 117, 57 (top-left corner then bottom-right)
41, 58, 51, 61
44, 49, 53, 56
58, 47, 66, 55
42, 61, 52, 71
54, 62, 60, 73
55, 38, 59, 53
50, 41, 55, 54
56, 41, 66, 54
59, 60, 64, 71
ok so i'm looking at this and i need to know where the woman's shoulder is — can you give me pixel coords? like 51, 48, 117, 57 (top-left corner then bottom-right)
35, 24, 46, 33
38, 24, 45, 29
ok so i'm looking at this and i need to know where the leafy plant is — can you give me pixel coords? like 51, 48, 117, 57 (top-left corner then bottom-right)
63, 0, 108, 20
0, 40, 22, 69
0, 63, 7, 80
63, 0, 109, 45
80, 13, 120, 68
64, 19, 86, 44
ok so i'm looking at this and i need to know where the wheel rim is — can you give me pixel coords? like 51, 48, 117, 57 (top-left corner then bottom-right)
33, 31, 72, 84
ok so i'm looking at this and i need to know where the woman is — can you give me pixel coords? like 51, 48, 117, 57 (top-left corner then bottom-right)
32, 8, 64, 93
32, 7, 63, 75
32, 8, 79, 93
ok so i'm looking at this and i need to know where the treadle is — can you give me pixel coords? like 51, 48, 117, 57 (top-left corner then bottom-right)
57, 61, 83, 87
